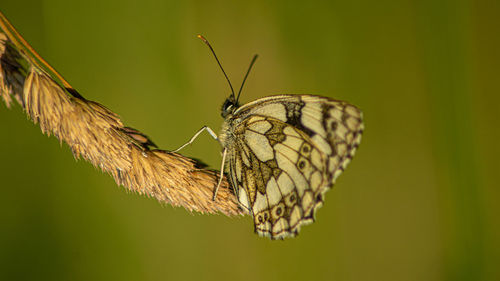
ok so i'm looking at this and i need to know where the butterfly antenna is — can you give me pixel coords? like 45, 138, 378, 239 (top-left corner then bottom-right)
236, 54, 258, 103
197, 34, 235, 100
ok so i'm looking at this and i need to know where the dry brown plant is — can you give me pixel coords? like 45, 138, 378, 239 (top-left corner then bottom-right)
0, 11, 246, 216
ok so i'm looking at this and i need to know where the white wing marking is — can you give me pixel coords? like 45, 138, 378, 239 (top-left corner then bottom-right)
281, 133, 303, 154
311, 134, 332, 155
335, 124, 348, 141
273, 141, 299, 164
289, 206, 302, 228
275, 146, 308, 197
337, 142, 347, 157
249, 103, 287, 122
330, 106, 342, 120
240, 149, 250, 167
248, 120, 272, 134
276, 172, 294, 196
283, 126, 300, 138
310, 171, 322, 192
266, 177, 282, 205
345, 104, 361, 118
246, 116, 266, 123
253, 191, 268, 213
311, 149, 323, 170
346, 116, 360, 131
301, 102, 326, 137
239, 188, 250, 210
244, 130, 274, 162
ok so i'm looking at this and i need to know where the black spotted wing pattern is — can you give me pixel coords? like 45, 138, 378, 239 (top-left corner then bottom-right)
223, 95, 363, 239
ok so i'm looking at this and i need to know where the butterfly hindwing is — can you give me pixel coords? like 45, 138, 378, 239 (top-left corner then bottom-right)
228, 116, 326, 238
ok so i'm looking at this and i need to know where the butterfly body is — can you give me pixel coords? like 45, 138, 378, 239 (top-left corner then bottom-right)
218, 94, 363, 239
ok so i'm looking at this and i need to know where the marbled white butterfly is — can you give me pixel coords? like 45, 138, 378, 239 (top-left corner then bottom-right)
175, 35, 364, 239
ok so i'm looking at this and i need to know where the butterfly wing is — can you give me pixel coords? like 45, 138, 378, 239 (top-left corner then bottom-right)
228, 95, 363, 239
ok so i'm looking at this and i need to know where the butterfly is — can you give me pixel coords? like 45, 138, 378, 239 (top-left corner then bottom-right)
175, 35, 364, 239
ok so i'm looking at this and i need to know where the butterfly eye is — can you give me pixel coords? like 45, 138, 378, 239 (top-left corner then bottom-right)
221, 98, 238, 118
221, 99, 231, 117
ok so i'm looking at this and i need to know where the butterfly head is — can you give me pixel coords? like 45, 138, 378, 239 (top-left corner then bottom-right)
221, 96, 239, 118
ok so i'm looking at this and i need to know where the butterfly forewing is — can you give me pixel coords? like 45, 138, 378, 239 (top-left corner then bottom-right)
222, 95, 363, 239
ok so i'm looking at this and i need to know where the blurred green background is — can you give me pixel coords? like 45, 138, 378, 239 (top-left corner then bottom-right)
1, 0, 498, 281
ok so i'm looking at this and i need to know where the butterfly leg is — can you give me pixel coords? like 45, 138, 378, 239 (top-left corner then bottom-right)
172, 126, 218, 153
212, 148, 227, 201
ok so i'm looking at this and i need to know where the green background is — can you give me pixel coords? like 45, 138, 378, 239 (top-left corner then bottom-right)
1, 0, 498, 280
